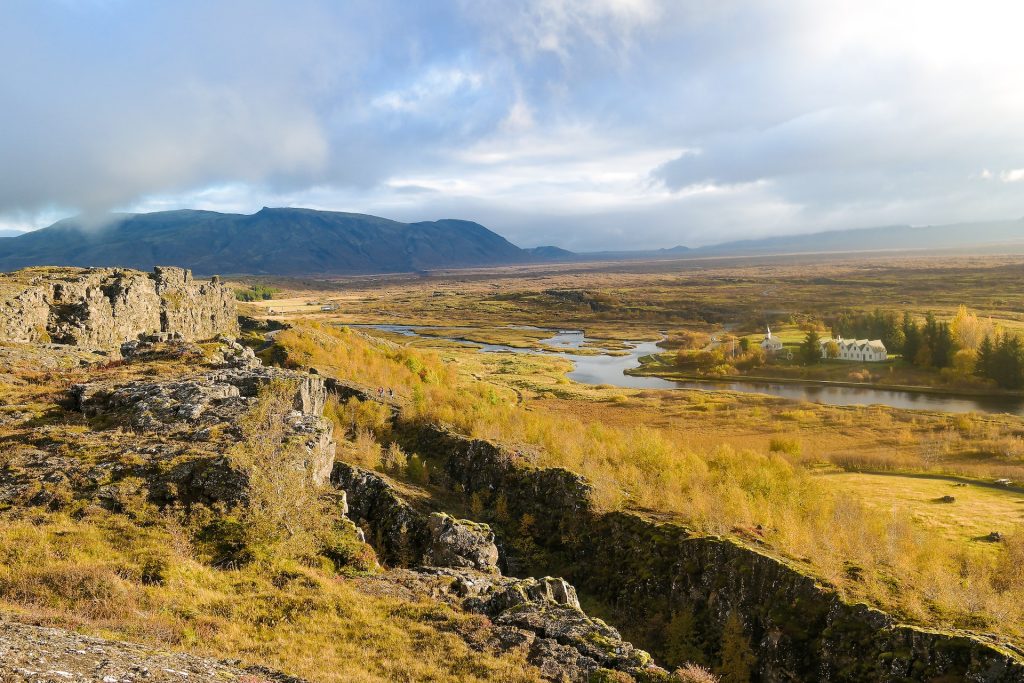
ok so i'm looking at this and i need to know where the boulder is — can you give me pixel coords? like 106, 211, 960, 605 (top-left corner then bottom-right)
389, 567, 665, 683
426, 512, 500, 572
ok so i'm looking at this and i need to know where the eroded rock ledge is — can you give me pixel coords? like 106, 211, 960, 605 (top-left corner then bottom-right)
397, 423, 1024, 682
1, 349, 334, 512
0, 266, 237, 348
334, 461, 668, 682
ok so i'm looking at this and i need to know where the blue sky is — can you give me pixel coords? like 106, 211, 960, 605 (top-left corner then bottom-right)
2, 0, 1024, 250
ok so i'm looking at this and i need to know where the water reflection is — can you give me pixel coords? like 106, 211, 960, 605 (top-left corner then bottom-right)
356, 324, 1024, 416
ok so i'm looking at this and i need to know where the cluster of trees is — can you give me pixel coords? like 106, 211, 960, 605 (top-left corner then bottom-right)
977, 335, 1024, 389
902, 312, 956, 369
831, 309, 905, 352
675, 335, 765, 376
234, 284, 280, 301
831, 306, 1024, 388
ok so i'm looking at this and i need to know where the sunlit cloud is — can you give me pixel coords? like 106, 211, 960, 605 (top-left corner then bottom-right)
2, 0, 1024, 249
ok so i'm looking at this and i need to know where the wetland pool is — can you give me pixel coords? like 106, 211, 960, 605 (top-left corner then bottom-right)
358, 324, 1024, 415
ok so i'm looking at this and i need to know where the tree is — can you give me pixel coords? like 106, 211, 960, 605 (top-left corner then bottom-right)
932, 322, 956, 368
800, 329, 822, 364
977, 335, 995, 379
993, 335, 1024, 389
664, 607, 707, 667
951, 304, 993, 351
824, 340, 840, 359
951, 348, 977, 379
718, 611, 756, 683
902, 313, 921, 364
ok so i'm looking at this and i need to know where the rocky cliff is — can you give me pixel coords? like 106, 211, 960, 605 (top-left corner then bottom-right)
333, 461, 670, 682
2, 342, 335, 515
0, 266, 237, 348
389, 421, 1024, 682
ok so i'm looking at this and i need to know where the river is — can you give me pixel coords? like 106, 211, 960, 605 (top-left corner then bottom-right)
360, 324, 1024, 416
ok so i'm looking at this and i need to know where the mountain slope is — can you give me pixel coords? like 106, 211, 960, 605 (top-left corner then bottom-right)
0, 208, 531, 275
697, 219, 1024, 255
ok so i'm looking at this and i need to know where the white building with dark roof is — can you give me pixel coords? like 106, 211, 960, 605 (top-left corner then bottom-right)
819, 337, 887, 362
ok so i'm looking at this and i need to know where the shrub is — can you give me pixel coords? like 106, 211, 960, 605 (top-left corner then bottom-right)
234, 284, 280, 301
673, 664, 719, 683
228, 379, 331, 562
769, 437, 801, 456
406, 454, 431, 485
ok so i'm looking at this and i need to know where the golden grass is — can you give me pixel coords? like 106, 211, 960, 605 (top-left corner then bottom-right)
823, 472, 1024, 545
274, 321, 1024, 642
0, 509, 541, 683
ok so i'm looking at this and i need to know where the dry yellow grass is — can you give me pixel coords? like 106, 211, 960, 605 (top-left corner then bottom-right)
823, 472, 1024, 545
0, 510, 541, 683
272, 321, 1024, 642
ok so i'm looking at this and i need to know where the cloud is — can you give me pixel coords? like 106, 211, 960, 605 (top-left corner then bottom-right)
2, 0, 1024, 249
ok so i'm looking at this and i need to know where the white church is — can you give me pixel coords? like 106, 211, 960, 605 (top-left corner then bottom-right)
760, 327, 784, 354
819, 337, 888, 362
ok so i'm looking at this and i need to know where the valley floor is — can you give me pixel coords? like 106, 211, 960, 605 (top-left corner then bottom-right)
239, 253, 1024, 652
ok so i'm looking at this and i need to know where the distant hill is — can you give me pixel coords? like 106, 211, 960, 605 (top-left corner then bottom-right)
0, 208, 534, 275
2, 208, 1022, 276
570, 220, 1024, 261
523, 245, 575, 261
0, 229, 24, 239
694, 219, 1024, 256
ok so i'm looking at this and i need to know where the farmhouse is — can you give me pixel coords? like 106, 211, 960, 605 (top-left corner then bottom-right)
819, 337, 887, 362
760, 326, 784, 354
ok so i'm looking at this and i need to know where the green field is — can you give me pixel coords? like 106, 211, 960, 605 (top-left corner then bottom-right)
823, 471, 1024, 546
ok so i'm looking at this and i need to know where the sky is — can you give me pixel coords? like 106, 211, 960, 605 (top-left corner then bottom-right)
2, 1, 1024, 250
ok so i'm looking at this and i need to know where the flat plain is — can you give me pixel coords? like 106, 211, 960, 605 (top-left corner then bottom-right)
239, 251, 1024, 646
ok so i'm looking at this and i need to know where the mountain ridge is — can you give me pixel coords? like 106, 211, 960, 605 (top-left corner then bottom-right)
0, 208, 538, 275
2, 208, 1023, 275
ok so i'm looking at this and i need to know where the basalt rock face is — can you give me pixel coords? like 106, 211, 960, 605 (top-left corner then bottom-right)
331, 460, 666, 682
66, 365, 335, 506
0, 350, 335, 515
398, 423, 1024, 683
0, 620, 306, 683
332, 462, 498, 571
0, 266, 237, 348
331, 462, 430, 565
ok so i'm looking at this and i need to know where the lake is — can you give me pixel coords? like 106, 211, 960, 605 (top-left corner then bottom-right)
359, 324, 1024, 416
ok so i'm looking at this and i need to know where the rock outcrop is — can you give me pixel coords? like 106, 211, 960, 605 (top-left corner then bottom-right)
393, 423, 1024, 682
426, 512, 500, 572
331, 460, 665, 682
0, 620, 305, 683
384, 567, 665, 682
66, 364, 335, 505
1, 347, 335, 514
0, 266, 237, 348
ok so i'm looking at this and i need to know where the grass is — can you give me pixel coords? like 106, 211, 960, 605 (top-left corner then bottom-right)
0, 509, 541, 683
0, 345, 545, 682
270, 321, 1024, 643
236, 253, 1024, 342
823, 471, 1024, 546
